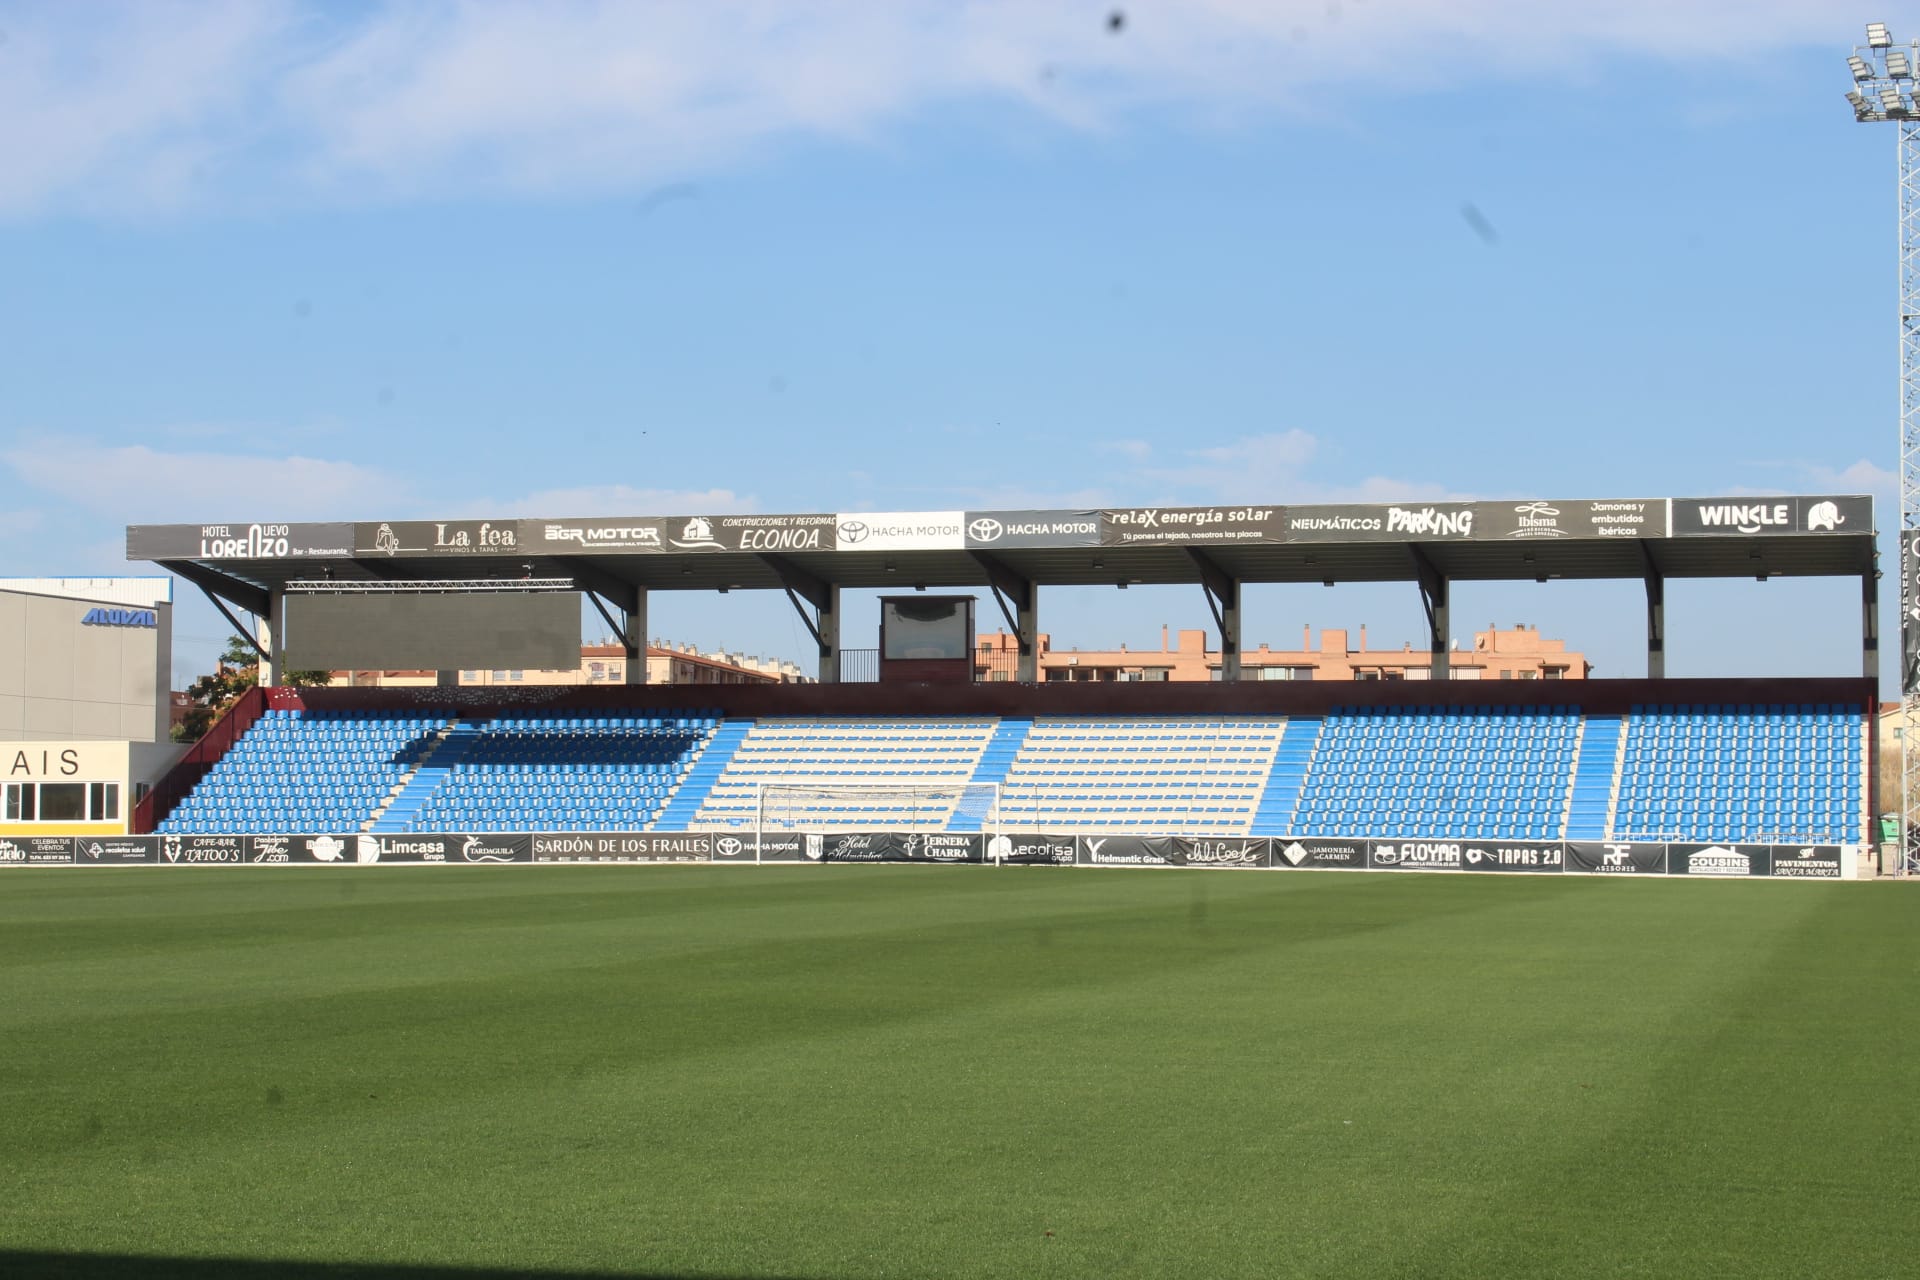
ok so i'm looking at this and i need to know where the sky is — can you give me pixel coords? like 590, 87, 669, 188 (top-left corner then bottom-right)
0, 1, 1910, 688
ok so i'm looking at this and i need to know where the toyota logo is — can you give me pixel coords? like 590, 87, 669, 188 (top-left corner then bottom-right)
840, 520, 869, 543
968, 517, 1003, 543
716, 837, 743, 857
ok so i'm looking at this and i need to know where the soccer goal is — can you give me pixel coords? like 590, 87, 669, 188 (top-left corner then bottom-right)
754, 781, 1000, 841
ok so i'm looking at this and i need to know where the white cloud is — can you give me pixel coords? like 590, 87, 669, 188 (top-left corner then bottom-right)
2, 442, 410, 521
0, 1, 1847, 215
1131, 430, 1463, 504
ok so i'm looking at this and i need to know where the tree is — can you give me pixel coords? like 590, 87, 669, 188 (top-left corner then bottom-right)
172, 635, 332, 743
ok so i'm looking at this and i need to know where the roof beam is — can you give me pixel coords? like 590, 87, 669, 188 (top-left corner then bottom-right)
969, 552, 1032, 640
158, 559, 268, 617
550, 556, 636, 608
757, 554, 832, 611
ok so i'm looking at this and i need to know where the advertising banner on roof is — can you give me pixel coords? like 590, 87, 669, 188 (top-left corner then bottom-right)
1669, 496, 1872, 537
1100, 506, 1286, 547
126, 523, 354, 560
522, 518, 667, 554
1472, 500, 1663, 541
713, 514, 837, 553
654, 514, 838, 554
354, 521, 520, 557
834, 512, 966, 552
1284, 503, 1481, 542
964, 511, 1102, 549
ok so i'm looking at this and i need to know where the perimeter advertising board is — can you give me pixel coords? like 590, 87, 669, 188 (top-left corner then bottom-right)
1076, 836, 1269, 867
1457, 840, 1564, 873
1565, 842, 1667, 875
985, 833, 1077, 865
1367, 840, 1465, 871
349, 834, 531, 864
705, 832, 811, 863
813, 832, 983, 863
159, 834, 248, 865
246, 835, 357, 864
533, 833, 712, 863
0, 835, 75, 865
74, 836, 156, 864
1271, 837, 1369, 870
1666, 843, 1771, 877
1766, 845, 1845, 878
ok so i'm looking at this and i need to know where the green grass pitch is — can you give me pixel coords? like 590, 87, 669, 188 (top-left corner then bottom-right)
0, 867, 1914, 1279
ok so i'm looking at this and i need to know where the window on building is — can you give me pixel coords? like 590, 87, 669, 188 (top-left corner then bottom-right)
38, 784, 85, 821
1045, 668, 1072, 682
89, 783, 118, 822
5, 784, 34, 821
491, 671, 509, 682
1543, 666, 1566, 680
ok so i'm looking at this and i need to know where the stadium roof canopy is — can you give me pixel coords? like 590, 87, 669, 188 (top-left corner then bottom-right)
129, 494, 1882, 681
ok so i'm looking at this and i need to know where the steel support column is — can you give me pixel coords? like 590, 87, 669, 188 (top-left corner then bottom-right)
624, 587, 648, 684
1409, 546, 1449, 680
258, 588, 286, 686
1865, 569, 1880, 680
1188, 549, 1241, 682
970, 552, 1036, 682
1638, 542, 1666, 680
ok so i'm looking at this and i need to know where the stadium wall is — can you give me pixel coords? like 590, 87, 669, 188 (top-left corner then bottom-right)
262, 676, 1876, 721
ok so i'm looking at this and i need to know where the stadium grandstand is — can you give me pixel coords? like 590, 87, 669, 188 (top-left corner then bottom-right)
17, 494, 1871, 879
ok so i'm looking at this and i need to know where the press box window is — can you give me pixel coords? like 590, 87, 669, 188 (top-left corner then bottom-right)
38, 784, 85, 821
3, 782, 118, 822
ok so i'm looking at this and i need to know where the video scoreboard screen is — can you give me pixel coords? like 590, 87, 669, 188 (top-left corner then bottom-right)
283, 591, 582, 671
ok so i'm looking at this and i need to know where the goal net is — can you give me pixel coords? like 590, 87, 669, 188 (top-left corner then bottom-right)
754, 781, 1000, 840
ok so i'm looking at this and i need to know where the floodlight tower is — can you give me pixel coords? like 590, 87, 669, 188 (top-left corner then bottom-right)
1847, 21, 1920, 874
